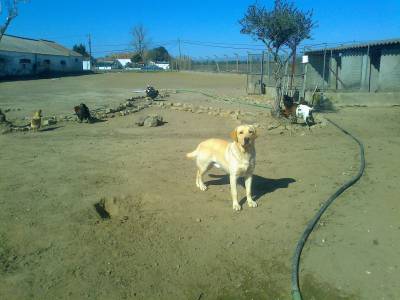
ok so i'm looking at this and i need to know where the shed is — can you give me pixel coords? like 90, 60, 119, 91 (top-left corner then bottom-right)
304, 38, 400, 92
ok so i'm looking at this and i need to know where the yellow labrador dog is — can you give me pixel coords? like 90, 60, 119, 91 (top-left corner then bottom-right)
186, 125, 258, 211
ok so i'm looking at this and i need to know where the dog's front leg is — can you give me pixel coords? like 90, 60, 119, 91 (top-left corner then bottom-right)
230, 174, 241, 211
245, 175, 257, 208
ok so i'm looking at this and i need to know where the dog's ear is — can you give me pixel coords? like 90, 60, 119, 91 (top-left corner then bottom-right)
230, 128, 238, 142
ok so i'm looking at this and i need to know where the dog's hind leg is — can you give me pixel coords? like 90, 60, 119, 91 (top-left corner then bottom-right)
196, 160, 211, 191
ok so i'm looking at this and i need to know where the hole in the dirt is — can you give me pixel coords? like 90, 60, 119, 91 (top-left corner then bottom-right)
94, 200, 110, 219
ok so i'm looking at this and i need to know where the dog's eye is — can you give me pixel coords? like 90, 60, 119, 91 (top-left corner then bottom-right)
239, 131, 244, 134
249, 130, 254, 134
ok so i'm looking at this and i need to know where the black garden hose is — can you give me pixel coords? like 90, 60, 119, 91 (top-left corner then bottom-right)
291, 118, 366, 300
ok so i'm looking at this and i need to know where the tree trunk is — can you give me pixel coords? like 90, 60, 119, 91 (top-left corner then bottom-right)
271, 80, 282, 116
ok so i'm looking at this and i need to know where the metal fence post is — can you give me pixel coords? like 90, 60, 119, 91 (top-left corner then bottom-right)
322, 45, 327, 90
260, 51, 265, 94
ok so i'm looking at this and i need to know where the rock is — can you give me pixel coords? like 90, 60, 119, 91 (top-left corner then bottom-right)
196, 218, 202, 223
137, 115, 164, 127
135, 116, 146, 126
105, 108, 113, 114
144, 114, 163, 127
42, 118, 57, 126
144, 116, 158, 127
174, 102, 182, 107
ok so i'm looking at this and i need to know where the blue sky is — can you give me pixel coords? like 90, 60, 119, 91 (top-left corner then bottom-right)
3, 0, 400, 58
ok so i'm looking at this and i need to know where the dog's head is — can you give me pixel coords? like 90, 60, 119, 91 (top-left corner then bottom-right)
230, 124, 258, 148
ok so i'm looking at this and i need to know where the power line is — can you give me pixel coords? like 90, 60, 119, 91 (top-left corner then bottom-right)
182, 39, 266, 47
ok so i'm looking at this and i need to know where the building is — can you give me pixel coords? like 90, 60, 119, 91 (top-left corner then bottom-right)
95, 60, 122, 70
116, 58, 132, 68
82, 60, 91, 70
149, 60, 170, 70
304, 38, 400, 92
0, 34, 83, 77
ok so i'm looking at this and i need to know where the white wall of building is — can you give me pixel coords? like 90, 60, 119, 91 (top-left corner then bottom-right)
83, 60, 91, 70
0, 51, 83, 77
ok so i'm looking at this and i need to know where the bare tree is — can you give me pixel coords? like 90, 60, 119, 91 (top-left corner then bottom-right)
131, 24, 149, 61
0, 0, 27, 42
239, 0, 315, 116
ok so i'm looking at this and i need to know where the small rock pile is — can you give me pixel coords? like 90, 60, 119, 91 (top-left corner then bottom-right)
152, 101, 267, 127
136, 114, 164, 127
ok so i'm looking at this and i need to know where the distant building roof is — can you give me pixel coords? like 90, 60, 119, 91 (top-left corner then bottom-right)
305, 38, 400, 54
0, 34, 82, 57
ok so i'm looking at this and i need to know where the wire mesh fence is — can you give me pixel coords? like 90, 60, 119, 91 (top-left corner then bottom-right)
246, 52, 305, 95
170, 56, 248, 73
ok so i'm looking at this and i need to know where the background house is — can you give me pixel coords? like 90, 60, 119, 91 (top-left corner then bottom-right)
0, 34, 83, 77
304, 38, 400, 92
149, 60, 170, 70
116, 58, 132, 68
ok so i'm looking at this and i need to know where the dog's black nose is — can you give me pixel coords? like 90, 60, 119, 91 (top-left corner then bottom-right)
244, 137, 250, 144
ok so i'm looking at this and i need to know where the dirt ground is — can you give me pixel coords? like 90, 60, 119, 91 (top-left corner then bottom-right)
0, 72, 399, 300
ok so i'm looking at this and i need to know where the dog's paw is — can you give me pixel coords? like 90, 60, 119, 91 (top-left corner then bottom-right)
233, 202, 241, 211
248, 200, 258, 208
198, 182, 208, 191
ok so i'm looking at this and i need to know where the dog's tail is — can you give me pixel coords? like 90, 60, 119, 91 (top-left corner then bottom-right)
186, 148, 198, 159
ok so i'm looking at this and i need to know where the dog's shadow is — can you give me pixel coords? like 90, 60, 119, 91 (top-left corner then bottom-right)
206, 174, 296, 205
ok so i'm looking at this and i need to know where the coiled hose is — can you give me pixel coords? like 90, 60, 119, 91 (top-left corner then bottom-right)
291, 117, 366, 300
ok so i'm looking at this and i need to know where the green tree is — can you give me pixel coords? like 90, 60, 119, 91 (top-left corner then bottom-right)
72, 43, 89, 57
239, 0, 315, 116
131, 52, 143, 64
147, 46, 170, 62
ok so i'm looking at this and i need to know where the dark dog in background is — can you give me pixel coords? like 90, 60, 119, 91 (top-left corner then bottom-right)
74, 103, 92, 123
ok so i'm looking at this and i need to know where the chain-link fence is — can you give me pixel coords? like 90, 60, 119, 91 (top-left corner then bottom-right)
170, 56, 248, 73
246, 52, 305, 95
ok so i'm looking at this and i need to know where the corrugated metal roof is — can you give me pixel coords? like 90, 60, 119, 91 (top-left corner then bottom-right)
0, 34, 82, 57
305, 38, 400, 53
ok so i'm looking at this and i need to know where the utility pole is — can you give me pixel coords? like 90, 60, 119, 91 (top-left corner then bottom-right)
178, 38, 182, 71
88, 33, 92, 70
224, 55, 229, 72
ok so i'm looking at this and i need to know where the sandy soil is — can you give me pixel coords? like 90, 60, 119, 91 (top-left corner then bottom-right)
0, 72, 399, 300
